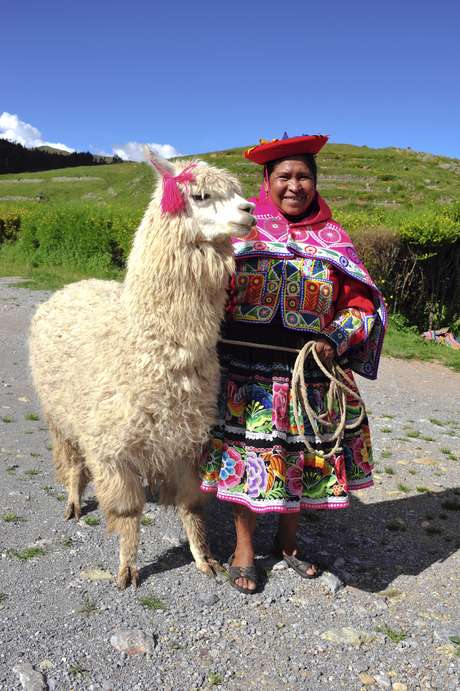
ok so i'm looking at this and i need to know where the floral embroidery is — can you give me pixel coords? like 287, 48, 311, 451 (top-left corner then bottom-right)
200, 354, 374, 511
218, 447, 245, 488
272, 380, 290, 432
286, 456, 304, 497
246, 451, 268, 497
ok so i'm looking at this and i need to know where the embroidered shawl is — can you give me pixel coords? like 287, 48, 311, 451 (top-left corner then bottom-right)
232, 187, 387, 379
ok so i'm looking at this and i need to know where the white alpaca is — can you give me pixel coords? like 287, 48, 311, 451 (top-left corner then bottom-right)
29, 148, 255, 588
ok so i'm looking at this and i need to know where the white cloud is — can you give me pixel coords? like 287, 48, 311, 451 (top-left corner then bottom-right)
0, 112, 74, 152
0, 113, 181, 161
113, 141, 182, 162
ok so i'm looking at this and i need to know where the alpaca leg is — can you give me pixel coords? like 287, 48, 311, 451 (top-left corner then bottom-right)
177, 503, 219, 576
49, 425, 89, 521
64, 459, 90, 521
108, 514, 141, 590
96, 466, 145, 589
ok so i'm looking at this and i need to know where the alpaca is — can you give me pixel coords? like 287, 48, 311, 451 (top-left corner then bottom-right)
29, 147, 255, 588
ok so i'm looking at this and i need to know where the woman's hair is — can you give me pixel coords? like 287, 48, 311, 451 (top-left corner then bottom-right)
265, 153, 317, 185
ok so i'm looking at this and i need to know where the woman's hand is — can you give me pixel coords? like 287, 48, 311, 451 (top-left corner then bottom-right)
315, 338, 336, 364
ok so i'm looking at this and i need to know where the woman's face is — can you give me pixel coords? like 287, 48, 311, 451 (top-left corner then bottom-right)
267, 156, 316, 216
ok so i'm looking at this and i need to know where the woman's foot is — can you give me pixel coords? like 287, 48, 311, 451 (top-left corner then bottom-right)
228, 546, 258, 593
229, 505, 258, 593
275, 513, 319, 578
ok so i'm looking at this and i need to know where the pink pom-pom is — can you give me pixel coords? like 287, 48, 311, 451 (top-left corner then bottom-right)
160, 163, 197, 215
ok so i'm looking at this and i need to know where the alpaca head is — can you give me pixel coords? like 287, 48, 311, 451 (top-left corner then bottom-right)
144, 146, 255, 241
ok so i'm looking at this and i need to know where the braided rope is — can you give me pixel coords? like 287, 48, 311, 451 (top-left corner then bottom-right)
291, 341, 365, 460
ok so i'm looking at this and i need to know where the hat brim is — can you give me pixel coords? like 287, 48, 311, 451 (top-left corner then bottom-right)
245, 135, 328, 165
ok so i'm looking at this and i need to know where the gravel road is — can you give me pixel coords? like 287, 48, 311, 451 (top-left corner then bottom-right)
0, 277, 459, 691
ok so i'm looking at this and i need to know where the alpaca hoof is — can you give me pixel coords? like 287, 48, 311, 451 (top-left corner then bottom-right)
207, 557, 225, 575
196, 558, 222, 577
117, 566, 139, 590
64, 502, 80, 521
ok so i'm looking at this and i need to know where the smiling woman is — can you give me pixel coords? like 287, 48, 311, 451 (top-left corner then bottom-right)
266, 155, 317, 217
200, 133, 387, 594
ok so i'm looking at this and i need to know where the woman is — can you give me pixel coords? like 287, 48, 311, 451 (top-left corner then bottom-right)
200, 134, 386, 593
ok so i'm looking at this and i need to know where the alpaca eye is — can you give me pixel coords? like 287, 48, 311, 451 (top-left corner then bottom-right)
191, 194, 211, 202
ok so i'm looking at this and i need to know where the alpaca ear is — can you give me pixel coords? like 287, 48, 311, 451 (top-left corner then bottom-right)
143, 145, 176, 178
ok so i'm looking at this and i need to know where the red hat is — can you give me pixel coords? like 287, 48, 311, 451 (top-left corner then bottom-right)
244, 133, 329, 165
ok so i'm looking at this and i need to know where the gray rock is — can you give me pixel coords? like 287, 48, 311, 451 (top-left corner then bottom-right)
110, 629, 155, 655
13, 663, 46, 691
321, 627, 375, 647
320, 571, 345, 594
374, 671, 391, 688
198, 592, 219, 606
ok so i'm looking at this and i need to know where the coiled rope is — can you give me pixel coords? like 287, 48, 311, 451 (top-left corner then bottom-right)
220, 337, 366, 460
291, 341, 365, 460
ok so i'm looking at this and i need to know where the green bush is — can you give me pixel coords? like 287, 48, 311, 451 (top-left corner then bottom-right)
2, 204, 140, 275
1, 198, 459, 333
0, 212, 22, 244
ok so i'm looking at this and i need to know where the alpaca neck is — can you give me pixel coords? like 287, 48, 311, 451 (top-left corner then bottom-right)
122, 208, 234, 361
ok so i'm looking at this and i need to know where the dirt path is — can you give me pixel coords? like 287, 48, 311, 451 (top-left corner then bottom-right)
0, 277, 459, 691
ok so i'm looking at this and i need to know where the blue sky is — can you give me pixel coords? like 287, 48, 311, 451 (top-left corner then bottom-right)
1, 0, 459, 159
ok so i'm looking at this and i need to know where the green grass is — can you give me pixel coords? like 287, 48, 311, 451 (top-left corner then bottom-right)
8, 546, 45, 561
416, 486, 429, 493
207, 673, 223, 687
0, 593, 7, 605
381, 427, 393, 434
375, 625, 407, 643
68, 661, 89, 678
77, 595, 99, 616
1, 416, 14, 423
383, 315, 460, 373
1, 512, 25, 523
141, 515, 154, 526
449, 636, 460, 657
24, 468, 41, 477
430, 418, 446, 426
381, 450, 392, 458
440, 447, 457, 460
397, 483, 410, 493
83, 516, 101, 526
139, 595, 167, 610
384, 467, 395, 475
5, 465, 18, 475
24, 412, 40, 421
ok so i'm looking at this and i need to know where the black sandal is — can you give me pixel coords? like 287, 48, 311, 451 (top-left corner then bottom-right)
272, 536, 319, 579
227, 554, 258, 595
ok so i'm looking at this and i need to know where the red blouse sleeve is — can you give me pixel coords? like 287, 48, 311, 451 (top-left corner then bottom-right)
323, 271, 377, 356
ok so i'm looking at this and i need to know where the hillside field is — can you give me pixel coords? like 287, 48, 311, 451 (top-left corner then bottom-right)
1, 143, 460, 214
1, 142, 460, 370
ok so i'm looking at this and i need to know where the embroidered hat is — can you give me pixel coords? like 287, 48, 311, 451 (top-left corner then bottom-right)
244, 133, 329, 164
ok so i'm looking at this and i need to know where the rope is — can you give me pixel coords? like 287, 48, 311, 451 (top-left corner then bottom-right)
291, 341, 365, 460
219, 336, 365, 461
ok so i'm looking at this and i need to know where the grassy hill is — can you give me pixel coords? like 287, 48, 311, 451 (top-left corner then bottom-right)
1, 142, 459, 370
1, 143, 460, 214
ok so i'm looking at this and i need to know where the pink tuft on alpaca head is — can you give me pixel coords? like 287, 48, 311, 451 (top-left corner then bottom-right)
149, 158, 197, 215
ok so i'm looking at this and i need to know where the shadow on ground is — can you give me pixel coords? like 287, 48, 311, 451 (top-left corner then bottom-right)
138, 488, 460, 591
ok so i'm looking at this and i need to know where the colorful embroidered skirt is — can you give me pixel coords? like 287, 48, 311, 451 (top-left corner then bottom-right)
200, 343, 374, 512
